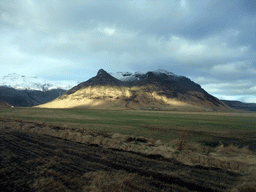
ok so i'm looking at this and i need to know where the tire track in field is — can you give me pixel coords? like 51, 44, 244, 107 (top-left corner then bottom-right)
0, 127, 242, 191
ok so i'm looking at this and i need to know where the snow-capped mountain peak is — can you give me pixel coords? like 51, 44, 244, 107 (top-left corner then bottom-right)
109, 71, 141, 82
0, 73, 79, 91
151, 69, 176, 76
110, 69, 179, 82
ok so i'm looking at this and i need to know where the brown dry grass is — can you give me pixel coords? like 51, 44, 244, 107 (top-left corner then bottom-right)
25, 123, 256, 173
33, 169, 183, 192
1, 117, 256, 191
177, 129, 187, 151
32, 168, 83, 192
2, 118, 255, 173
0, 101, 11, 108
230, 182, 256, 192
81, 170, 169, 192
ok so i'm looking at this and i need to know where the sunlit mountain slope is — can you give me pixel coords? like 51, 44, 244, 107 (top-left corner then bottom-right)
38, 69, 231, 111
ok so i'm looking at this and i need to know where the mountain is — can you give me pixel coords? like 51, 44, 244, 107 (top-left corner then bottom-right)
38, 69, 231, 111
221, 100, 256, 111
0, 86, 66, 107
65, 69, 125, 95
0, 73, 79, 107
0, 73, 79, 91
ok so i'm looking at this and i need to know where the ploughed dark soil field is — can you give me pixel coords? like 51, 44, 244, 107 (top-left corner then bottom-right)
0, 120, 244, 192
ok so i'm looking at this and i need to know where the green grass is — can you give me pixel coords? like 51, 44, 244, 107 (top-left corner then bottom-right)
1, 107, 256, 145
4, 108, 256, 130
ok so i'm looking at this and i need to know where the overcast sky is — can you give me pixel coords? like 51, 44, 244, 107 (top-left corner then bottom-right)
1, 0, 256, 103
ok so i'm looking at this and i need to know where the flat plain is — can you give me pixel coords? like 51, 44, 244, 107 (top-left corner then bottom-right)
0, 107, 256, 191
1, 108, 256, 146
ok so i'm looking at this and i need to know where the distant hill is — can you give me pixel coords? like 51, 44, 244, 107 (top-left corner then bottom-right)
38, 69, 231, 111
0, 86, 66, 107
0, 73, 79, 91
0, 73, 79, 107
221, 100, 256, 111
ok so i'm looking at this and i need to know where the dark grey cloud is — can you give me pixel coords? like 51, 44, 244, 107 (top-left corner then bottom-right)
0, 0, 256, 102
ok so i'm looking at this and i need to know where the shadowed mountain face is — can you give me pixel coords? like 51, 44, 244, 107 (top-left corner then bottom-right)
221, 100, 256, 111
0, 86, 66, 107
39, 69, 230, 110
67, 69, 204, 95
65, 69, 125, 95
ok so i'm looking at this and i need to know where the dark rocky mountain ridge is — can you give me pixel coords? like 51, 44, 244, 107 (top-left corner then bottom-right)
68, 69, 208, 94
66, 69, 125, 95
3, 69, 253, 111
221, 100, 256, 111
0, 86, 66, 107
54, 69, 229, 110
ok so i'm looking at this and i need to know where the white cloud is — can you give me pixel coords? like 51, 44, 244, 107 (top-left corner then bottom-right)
1, 45, 26, 64
211, 61, 256, 75
216, 95, 244, 101
0, 0, 256, 103
201, 79, 256, 98
212, 63, 241, 73
0, 35, 75, 77
245, 97, 256, 103
248, 86, 256, 93
180, 0, 186, 8
103, 27, 116, 36
214, 94, 256, 103
0, 12, 24, 26
152, 35, 251, 63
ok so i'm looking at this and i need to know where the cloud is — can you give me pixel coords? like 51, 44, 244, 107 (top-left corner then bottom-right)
0, 0, 256, 103
215, 94, 256, 103
211, 61, 254, 74
245, 97, 256, 103
200, 78, 256, 100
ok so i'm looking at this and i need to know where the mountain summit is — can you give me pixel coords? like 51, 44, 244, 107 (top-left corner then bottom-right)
65, 69, 124, 95
38, 69, 230, 111
97, 69, 109, 76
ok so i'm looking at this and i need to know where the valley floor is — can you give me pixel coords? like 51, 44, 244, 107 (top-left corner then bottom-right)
0, 127, 242, 192
1, 118, 255, 191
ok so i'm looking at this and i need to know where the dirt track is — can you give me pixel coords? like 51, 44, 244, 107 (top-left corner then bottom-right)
0, 120, 243, 191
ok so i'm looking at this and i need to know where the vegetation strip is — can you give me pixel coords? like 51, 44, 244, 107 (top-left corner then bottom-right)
1, 128, 243, 191
1, 116, 256, 191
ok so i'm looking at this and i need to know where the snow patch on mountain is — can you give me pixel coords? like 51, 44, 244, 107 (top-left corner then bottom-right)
110, 69, 180, 82
151, 69, 177, 76
109, 72, 144, 82
0, 73, 79, 91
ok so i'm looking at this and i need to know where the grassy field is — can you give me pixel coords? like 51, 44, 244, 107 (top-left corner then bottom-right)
1, 107, 256, 148
1, 107, 256, 191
